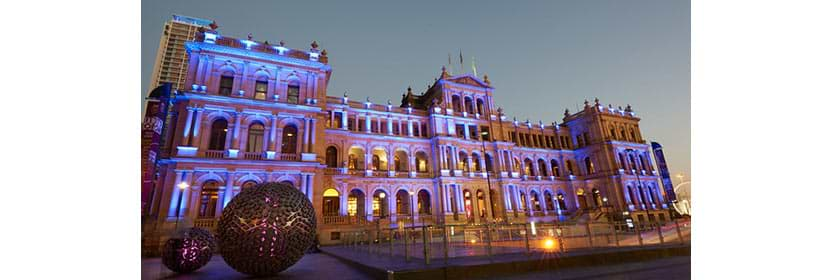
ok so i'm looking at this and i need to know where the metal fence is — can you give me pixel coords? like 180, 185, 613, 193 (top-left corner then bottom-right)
337, 218, 691, 264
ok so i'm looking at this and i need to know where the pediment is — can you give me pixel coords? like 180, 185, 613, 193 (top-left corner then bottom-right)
446, 74, 490, 88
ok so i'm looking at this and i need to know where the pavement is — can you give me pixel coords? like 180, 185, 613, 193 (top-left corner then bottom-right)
141, 253, 372, 280
486, 256, 690, 280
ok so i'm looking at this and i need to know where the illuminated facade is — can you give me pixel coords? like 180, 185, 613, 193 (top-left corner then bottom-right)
142, 26, 671, 252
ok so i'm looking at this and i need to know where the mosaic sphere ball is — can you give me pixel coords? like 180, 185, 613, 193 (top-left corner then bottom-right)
161, 227, 216, 273
217, 182, 317, 276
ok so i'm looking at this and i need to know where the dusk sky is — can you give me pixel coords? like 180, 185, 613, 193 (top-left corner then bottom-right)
142, 0, 690, 181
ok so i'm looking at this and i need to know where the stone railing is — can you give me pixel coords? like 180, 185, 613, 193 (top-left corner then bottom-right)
279, 153, 299, 161
204, 150, 225, 159
243, 152, 264, 160
193, 218, 217, 229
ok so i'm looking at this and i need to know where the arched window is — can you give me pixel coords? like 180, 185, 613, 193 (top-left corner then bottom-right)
325, 146, 338, 167
208, 119, 228, 150
287, 81, 300, 104
471, 153, 481, 172
530, 191, 541, 211
219, 73, 233, 96
347, 189, 365, 217
513, 158, 522, 174
451, 95, 462, 112
544, 191, 555, 210
348, 147, 365, 170
523, 158, 534, 176
464, 96, 474, 114
640, 155, 647, 172
254, 76, 268, 100
585, 157, 595, 175
592, 189, 603, 207
565, 160, 575, 176
550, 160, 560, 177
619, 153, 627, 170
459, 152, 469, 172
418, 190, 432, 215
322, 189, 340, 217
396, 190, 410, 215
415, 151, 428, 172
394, 150, 408, 172
476, 99, 484, 116
557, 192, 567, 210
373, 190, 388, 218
484, 153, 494, 173
538, 159, 548, 177
281, 124, 298, 154
476, 190, 487, 218
241, 180, 257, 192
198, 181, 220, 218
372, 155, 381, 171
629, 155, 638, 171
246, 122, 265, 153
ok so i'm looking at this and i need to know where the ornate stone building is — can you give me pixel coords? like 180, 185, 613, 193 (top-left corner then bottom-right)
142, 26, 670, 251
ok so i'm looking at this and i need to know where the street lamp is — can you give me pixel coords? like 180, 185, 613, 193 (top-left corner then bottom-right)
175, 181, 189, 231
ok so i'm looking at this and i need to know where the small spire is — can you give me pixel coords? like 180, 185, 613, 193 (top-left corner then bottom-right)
387, 100, 392, 106
564, 108, 570, 117
483, 74, 490, 84
407, 86, 412, 95
263, 40, 270, 46
321, 49, 328, 56
366, 96, 371, 102
311, 41, 319, 49
247, 33, 253, 40
594, 98, 600, 106
279, 40, 285, 46
584, 99, 590, 108
209, 21, 219, 30
626, 104, 633, 112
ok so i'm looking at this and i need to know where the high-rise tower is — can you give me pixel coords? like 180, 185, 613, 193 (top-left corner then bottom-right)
149, 15, 215, 93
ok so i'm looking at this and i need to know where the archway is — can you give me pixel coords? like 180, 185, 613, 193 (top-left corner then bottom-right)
325, 146, 338, 167
463, 189, 473, 221
396, 189, 410, 216
577, 188, 588, 209
476, 190, 487, 219
347, 147, 365, 170
592, 189, 603, 207
417, 189, 432, 215
373, 189, 389, 218
347, 189, 365, 217
530, 190, 542, 211
322, 189, 340, 217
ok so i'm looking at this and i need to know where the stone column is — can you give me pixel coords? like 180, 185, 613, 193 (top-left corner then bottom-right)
216, 187, 226, 217
310, 118, 316, 152
188, 187, 202, 219
470, 190, 480, 220
463, 123, 470, 139
454, 185, 464, 213
387, 116, 393, 135
232, 113, 242, 149
342, 111, 349, 130
365, 113, 372, 133
182, 108, 195, 145
167, 171, 184, 217
389, 190, 397, 222
450, 146, 458, 171
222, 172, 235, 207
502, 185, 511, 211
340, 184, 349, 216
407, 118, 413, 136
268, 115, 278, 151
191, 109, 203, 146
442, 183, 451, 213
303, 118, 310, 153
365, 189, 373, 221
411, 192, 419, 219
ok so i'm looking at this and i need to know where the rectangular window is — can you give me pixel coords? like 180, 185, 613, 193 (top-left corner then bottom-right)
421, 124, 428, 137
254, 80, 267, 100
219, 76, 233, 96
455, 124, 465, 138
481, 126, 491, 141
287, 85, 300, 104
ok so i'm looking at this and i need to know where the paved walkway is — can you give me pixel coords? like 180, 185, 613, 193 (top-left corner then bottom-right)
141, 253, 372, 280
486, 256, 690, 280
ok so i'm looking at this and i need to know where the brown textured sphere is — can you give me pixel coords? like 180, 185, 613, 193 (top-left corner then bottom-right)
217, 182, 317, 276
161, 227, 216, 273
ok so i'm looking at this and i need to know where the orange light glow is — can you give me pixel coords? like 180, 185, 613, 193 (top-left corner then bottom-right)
470, 239, 477, 244
542, 238, 557, 250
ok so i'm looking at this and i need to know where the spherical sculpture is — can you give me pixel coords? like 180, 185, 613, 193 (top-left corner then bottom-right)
161, 227, 216, 273
217, 182, 317, 276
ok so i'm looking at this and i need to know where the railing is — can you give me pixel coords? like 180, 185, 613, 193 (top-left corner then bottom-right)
279, 153, 299, 161
334, 218, 691, 265
243, 152, 264, 160
322, 215, 371, 225
193, 218, 217, 229
204, 150, 224, 159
